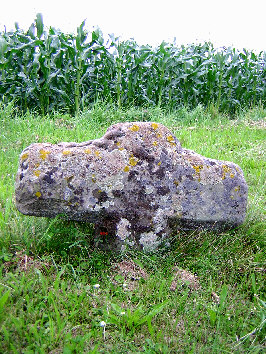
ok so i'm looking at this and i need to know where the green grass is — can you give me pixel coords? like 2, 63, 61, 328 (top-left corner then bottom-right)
0, 102, 265, 352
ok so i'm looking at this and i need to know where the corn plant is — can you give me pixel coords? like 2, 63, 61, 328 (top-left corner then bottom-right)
0, 14, 265, 115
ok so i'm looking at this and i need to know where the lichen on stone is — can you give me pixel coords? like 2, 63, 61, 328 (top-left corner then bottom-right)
39, 149, 51, 160
34, 170, 41, 177
129, 124, 140, 132
62, 150, 71, 155
21, 153, 29, 160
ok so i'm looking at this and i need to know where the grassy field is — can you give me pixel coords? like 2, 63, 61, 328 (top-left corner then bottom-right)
0, 102, 265, 353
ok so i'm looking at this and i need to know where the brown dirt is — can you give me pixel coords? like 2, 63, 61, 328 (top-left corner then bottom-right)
3, 250, 52, 275
110, 259, 148, 291
170, 266, 201, 291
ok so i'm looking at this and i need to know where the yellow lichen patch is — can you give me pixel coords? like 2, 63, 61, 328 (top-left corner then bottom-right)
222, 165, 232, 180
173, 180, 179, 186
34, 170, 41, 177
157, 133, 162, 138
35, 163, 40, 168
116, 142, 124, 150
170, 142, 176, 147
21, 153, 29, 160
222, 165, 231, 173
91, 174, 96, 183
84, 148, 91, 154
158, 161, 161, 166
94, 150, 101, 158
152, 141, 158, 146
167, 135, 174, 143
192, 165, 203, 174
234, 186, 240, 192
129, 124, 140, 132
230, 173, 235, 178
35, 191, 41, 198
124, 166, 130, 172
62, 150, 71, 155
151, 123, 159, 130
40, 149, 51, 160
129, 157, 138, 166
98, 189, 102, 193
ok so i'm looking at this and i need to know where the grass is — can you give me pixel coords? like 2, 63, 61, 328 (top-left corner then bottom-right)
0, 102, 265, 352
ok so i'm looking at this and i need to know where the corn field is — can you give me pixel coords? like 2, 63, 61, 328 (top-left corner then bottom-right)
0, 14, 265, 115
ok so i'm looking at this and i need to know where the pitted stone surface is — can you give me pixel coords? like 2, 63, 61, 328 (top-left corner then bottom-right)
15, 122, 248, 251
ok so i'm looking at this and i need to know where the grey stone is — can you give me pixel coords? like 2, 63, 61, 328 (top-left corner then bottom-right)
15, 122, 248, 251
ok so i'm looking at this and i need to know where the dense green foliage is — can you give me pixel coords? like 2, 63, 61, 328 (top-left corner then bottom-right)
0, 103, 265, 352
0, 14, 265, 115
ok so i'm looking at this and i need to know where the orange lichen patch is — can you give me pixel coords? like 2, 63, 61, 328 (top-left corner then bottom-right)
21, 153, 29, 160
129, 124, 140, 132
152, 141, 158, 146
84, 148, 91, 154
151, 123, 159, 130
35, 191, 41, 198
34, 170, 41, 177
129, 157, 138, 166
124, 166, 130, 172
40, 149, 51, 160
167, 135, 174, 143
62, 150, 71, 155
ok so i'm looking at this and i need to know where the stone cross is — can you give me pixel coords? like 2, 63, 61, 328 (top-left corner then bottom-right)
15, 122, 248, 251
